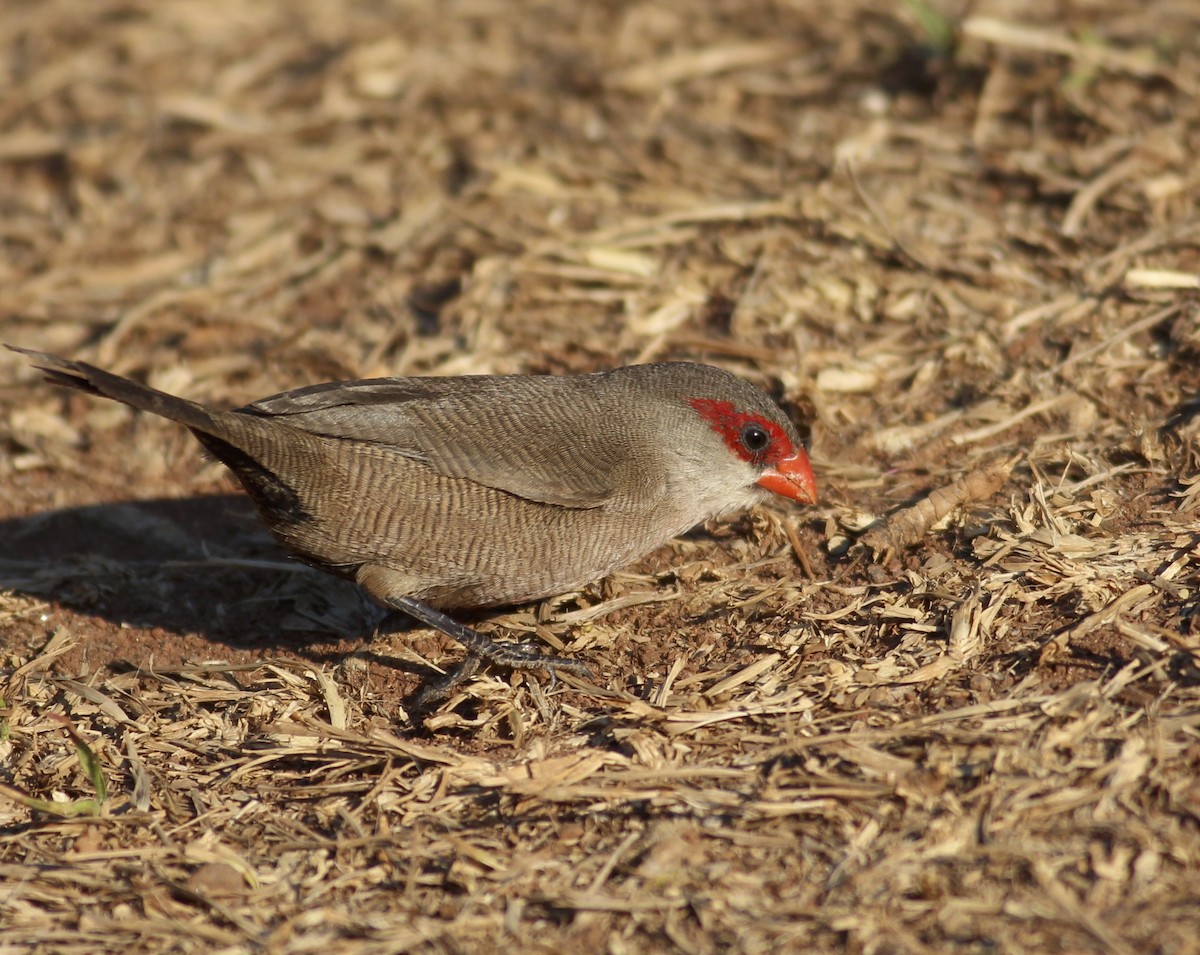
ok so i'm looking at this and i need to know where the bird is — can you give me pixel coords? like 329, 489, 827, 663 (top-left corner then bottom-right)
7, 345, 817, 693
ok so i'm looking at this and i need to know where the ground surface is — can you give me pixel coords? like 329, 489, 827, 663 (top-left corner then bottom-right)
2, 1, 1200, 952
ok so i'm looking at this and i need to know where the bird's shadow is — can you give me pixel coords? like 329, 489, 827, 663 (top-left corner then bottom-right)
0, 494, 433, 677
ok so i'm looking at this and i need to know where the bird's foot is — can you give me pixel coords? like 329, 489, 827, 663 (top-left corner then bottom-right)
384, 595, 594, 707
410, 649, 591, 714
477, 638, 593, 679
410, 654, 483, 713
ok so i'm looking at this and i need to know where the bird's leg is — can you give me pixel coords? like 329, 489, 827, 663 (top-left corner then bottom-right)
383, 594, 594, 679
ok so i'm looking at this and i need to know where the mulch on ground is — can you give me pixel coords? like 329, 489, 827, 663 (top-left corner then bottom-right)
3, 1, 1200, 952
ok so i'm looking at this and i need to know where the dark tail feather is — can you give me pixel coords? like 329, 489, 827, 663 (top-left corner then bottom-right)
6, 344, 225, 435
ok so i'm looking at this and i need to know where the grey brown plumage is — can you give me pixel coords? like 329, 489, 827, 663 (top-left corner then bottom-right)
7, 344, 817, 684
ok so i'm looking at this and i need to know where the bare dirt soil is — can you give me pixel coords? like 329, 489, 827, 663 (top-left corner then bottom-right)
3, 1, 1200, 952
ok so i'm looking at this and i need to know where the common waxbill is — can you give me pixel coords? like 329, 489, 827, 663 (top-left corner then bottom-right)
7, 346, 817, 682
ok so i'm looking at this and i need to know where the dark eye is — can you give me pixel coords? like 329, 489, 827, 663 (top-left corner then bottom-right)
740, 423, 770, 454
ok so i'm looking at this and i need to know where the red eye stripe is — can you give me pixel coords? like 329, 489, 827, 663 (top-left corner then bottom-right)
688, 398, 793, 464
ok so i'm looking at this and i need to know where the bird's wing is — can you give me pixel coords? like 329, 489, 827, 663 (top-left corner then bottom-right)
241, 376, 622, 508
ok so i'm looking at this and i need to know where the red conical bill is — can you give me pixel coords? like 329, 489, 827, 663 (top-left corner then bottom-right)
756, 449, 817, 504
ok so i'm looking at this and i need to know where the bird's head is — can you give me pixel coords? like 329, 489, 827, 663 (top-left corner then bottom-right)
686, 395, 817, 505
607, 362, 817, 520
